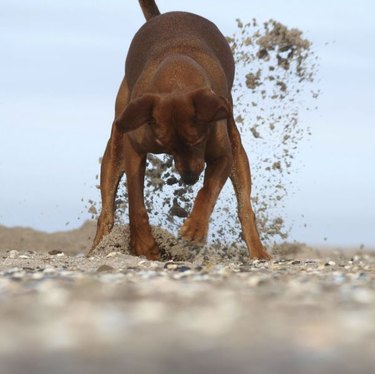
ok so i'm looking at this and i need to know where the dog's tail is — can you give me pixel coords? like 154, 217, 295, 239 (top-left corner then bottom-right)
139, 0, 161, 21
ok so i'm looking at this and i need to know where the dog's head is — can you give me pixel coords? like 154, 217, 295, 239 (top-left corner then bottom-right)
116, 88, 232, 185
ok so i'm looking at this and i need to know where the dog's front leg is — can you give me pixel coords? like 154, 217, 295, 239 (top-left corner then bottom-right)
228, 117, 272, 260
125, 145, 160, 260
89, 130, 125, 254
180, 152, 232, 243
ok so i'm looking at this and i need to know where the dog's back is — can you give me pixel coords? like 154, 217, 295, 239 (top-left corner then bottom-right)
126, 11, 235, 93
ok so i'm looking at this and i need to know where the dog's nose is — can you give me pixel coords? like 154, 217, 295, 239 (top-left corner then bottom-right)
181, 172, 199, 185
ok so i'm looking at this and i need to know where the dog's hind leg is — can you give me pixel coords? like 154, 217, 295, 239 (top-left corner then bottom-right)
228, 117, 272, 260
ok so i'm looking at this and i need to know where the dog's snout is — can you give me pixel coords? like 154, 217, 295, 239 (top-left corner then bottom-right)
181, 172, 199, 185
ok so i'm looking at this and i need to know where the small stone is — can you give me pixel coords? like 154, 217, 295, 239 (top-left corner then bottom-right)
248, 276, 262, 287
106, 252, 121, 258
22, 267, 35, 272
43, 267, 57, 274
325, 261, 336, 267
19, 255, 30, 259
31, 272, 45, 280
169, 205, 189, 218
96, 264, 115, 273
164, 262, 178, 270
8, 250, 19, 259
48, 250, 63, 256
357, 272, 368, 280
175, 265, 191, 272
11, 271, 26, 280
166, 176, 178, 185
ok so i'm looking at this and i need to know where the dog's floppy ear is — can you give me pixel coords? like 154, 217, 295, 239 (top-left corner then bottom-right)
116, 94, 159, 132
191, 88, 232, 124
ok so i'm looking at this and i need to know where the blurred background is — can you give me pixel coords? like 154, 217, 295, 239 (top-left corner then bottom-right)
1, 0, 374, 247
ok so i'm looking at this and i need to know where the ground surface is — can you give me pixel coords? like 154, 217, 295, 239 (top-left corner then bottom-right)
0, 222, 374, 374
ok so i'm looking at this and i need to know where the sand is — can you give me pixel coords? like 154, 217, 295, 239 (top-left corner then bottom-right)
0, 222, 375, 374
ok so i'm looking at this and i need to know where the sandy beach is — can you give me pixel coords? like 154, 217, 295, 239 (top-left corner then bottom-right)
1, 222, 374, 373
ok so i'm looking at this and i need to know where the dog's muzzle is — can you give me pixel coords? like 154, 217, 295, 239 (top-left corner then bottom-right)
180, 172, 200, 185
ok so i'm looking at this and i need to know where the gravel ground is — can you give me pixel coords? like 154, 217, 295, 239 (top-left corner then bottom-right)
0, 224, 375, 374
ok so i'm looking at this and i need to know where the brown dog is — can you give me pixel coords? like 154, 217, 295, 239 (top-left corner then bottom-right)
89, 0, 271, 260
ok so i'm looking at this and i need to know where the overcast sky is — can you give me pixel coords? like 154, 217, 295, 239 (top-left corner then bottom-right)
1, 0, 374, 247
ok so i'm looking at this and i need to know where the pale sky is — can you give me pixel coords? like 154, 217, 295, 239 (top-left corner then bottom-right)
1, 0, 374, 247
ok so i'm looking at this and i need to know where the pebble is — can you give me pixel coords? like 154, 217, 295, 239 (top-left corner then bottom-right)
96, 265, 115, 273
48, 250, 64, 256
43, 266, 57, 275
247, 276, 262, 287
19, 255, 30, 259
11, 271, 26, 280
106, 252, 122, 258
164, 262, 179, 270
175, 265, 191, 272
31, 272, 45, 280
8, 250, 19, 259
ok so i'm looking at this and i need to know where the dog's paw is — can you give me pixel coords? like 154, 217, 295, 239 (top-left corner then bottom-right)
250, 247, 272, 261
132, 237, 161, 261
179, 218, 208, 243
88, 216, 114, 256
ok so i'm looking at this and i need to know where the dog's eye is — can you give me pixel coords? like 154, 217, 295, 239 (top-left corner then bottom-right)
147, 119, 156, 126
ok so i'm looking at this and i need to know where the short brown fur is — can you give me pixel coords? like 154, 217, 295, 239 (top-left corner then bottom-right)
89, 0, 271, 260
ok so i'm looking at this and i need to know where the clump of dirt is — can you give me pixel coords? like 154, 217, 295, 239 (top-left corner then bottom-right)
89, 18, 319, 248
93, 224, 250, 265
219, 19, 318, 244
